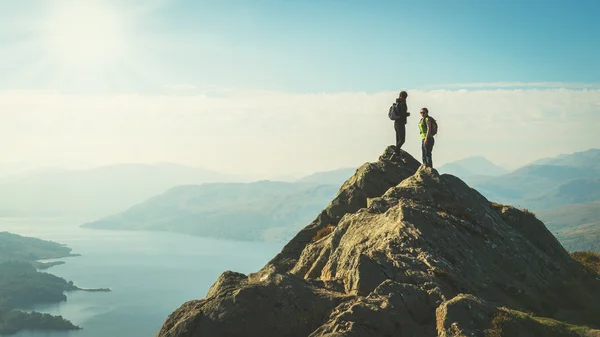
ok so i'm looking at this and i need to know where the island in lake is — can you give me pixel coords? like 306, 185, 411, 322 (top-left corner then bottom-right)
0, 231, 110, 335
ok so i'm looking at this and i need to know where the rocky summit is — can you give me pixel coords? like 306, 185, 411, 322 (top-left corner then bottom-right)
158, 147, 600, 337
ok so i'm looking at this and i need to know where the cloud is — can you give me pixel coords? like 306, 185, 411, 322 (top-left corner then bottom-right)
1, 86, 599, 177
433, 82, 600, 90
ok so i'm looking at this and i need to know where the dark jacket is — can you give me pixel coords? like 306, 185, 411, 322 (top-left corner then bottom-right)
395, 98, 408, 124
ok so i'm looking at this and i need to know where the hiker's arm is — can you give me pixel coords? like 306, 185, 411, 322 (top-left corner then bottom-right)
399, 101, 408, 115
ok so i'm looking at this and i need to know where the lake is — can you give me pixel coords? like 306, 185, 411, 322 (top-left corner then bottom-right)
1, 217, 283, 337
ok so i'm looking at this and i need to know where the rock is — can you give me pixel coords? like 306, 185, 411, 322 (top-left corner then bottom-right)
437, 294, 600, 337
436, 294, 498, 337
159, 266, 349, 337
268, 146, 421, 273
158, 147, 600, 337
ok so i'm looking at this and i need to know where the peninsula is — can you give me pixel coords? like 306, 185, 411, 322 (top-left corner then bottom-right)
0, 232, 109, 335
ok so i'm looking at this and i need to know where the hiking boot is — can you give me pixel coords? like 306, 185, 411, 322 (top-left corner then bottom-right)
391, 152, 406, 163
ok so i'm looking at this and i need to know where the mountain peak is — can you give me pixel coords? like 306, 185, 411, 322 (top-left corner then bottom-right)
158, 146, 600, 337
296, 167, 358, 186
439, 156, 508, 177
531, 148, 600, 168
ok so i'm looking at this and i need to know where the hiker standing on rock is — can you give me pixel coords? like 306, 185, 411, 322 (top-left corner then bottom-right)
419, 107, 437, 168
391, 91, 409, 158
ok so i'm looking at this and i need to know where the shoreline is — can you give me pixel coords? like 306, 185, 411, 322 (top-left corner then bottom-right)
36, 253, 82, 262
33, 260, 66, 270
34, 251, 111, 292
75, 287, 112, 292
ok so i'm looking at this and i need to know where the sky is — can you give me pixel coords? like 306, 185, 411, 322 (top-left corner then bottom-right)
1, 0, 599, 178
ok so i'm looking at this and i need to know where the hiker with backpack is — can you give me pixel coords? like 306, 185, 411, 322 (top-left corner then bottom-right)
388, 91, 410, 157
418, 107, 437, 168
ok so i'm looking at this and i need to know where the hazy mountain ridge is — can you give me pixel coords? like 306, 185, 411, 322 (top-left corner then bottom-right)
438, 156, 508, 177
522, 178, 600, 210
531, 148, 600, 167
81, 149, 600, 251
463, 149, 600, 207
82, 181, 340, 242
472, 164, 600, 205
538, 201, 600, 252
296, 168, 358, 186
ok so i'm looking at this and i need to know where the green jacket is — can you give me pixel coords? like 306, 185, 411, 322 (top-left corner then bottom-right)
419, 117, 432, 140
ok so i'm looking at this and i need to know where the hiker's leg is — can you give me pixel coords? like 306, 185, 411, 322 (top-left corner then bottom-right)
394, 121, 404, 153
427, 137, 435, 168
421, 139, 427, 165
398, 123, 406, 150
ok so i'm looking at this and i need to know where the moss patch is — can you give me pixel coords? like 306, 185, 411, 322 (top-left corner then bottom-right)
485, 308, 592, 337
311, 225, 335, 243
490, 202, 506, 210
521, 208, 536, 216
571, 251, 600, 275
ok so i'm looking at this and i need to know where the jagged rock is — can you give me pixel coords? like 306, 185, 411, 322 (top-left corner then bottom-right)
159, 266, 350, 337
437, 294, 600, 337
158, 147, 600, 337
436, 294, 498, 337
269, 146, 421, 273
300, 280, 439, 337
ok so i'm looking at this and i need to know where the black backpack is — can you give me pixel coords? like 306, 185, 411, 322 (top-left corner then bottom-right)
388, 103, 399, 120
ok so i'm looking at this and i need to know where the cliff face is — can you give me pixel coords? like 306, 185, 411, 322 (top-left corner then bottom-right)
158, 147, 600, 337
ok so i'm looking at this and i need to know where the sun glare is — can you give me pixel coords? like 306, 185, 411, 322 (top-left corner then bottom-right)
43, 2, 128, 69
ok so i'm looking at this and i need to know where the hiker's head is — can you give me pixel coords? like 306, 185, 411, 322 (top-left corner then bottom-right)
420, 108, 429, 117
399, 91, 408, 99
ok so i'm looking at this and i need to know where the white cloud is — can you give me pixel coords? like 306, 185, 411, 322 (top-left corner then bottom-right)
2, 86, 599, 177
433, 82, 600, 89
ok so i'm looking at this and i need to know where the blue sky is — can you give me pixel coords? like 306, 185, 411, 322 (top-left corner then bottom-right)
161, 0, 598, 92
0, 0, 599, 177
2, 0, 599, 93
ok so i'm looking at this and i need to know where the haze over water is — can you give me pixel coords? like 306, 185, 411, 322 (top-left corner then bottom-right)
2, 217, 282, 337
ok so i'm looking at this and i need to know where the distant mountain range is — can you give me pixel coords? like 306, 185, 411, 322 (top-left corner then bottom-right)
437, 150, 600, 210
82, 181, 339, 243
296, 167, 357, 186
438, 156, 508, 177
0, 163, 238, 217
7, 149, 597, 252
472, 159, 600, 209
470, 165, 599, 207
80, 148, 600, 251
531, 148, 600, 167
538, 201, 600, 252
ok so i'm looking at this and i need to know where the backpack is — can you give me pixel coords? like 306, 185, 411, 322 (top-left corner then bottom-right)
388, 103, 399, 120
428, 116, 438, 136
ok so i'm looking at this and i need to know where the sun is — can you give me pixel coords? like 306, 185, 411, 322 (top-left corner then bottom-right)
42, 1, 129, 69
